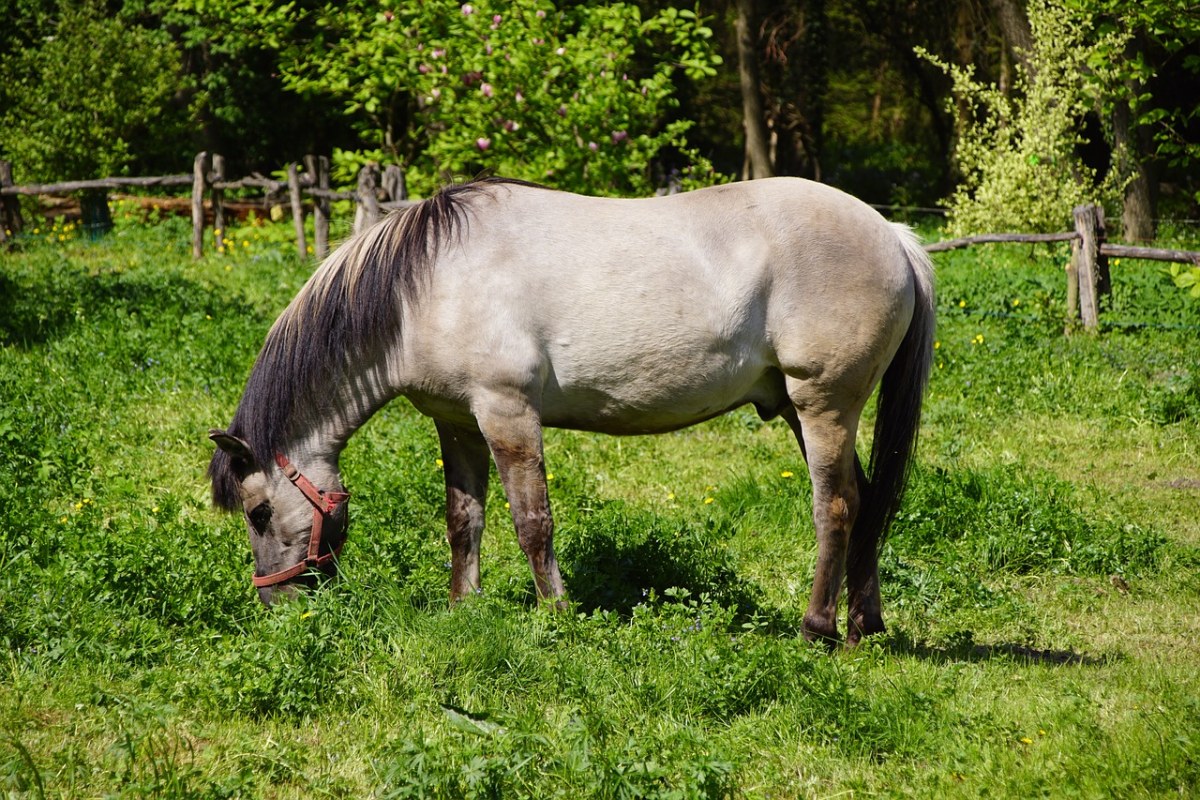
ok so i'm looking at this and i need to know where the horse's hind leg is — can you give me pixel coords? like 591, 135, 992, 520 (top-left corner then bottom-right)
435, 420, 492, 603
474, 400, 567, 607
782, 405, 860, 644
845, 455, 885, 646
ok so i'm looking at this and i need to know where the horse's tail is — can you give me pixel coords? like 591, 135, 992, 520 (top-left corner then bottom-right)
851, 224, 935, 569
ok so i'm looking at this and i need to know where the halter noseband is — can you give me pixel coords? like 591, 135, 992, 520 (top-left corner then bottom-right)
251, 453, 350, 588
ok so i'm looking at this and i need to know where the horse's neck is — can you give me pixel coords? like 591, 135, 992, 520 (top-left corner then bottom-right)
287, 349, 403, 484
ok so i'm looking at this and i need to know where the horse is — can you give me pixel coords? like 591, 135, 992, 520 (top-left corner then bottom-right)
208, 176, 934, 645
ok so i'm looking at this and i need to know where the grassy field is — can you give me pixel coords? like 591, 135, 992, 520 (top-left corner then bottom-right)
2, 206, 1198, 798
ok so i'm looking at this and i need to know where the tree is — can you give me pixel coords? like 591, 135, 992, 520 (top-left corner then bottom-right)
1085, 0, 1200, 240
919, 0, 1130, 234
734, 0, 774, 179
274, 1, 725, 196
0, 2, 188, 181
120, 0, 358, 172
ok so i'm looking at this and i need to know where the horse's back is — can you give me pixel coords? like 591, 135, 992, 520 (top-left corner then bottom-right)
399, 178, 918, 431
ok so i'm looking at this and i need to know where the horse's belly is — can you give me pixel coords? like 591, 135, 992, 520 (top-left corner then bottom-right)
538, 360, 787, 435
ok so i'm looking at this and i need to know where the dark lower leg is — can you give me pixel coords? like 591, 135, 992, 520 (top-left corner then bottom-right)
436, 421, 490, 604
845, 456, 885, 645
483, 421, 567, 609
446, 484, 484, 601
803, 491, 854, 644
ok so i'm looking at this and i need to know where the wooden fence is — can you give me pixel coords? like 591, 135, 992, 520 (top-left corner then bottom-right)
928, 204, 1200, 331
0, 153, 411, 260
3, 157, 1198, 332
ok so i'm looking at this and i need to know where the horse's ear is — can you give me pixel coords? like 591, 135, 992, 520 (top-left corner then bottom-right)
209, 429, 257, 473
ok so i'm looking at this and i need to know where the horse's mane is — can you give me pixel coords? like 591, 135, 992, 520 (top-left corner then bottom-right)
208, 176, 541, 509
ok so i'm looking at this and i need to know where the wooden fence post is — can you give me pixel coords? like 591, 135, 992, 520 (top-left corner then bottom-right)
191, 151, 209, 259
382, 164, 407, 203
287, 162, 307, 260
354, 162, 381, 234
1064, 254, 1079, 331
1072, 204, 1106, 332
305, 154, 331, 259
1095, 206, 1111, 299
0, 160, 24, 243
211, 154, 226, 253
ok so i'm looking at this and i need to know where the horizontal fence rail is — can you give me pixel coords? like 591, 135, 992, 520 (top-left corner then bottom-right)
0, 153, 412, 258
0, 175, 193, 194
922, 204, 1200, 332
924, 232, 1081, 252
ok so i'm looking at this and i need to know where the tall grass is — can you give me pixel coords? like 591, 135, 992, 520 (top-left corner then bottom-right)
1, 211, 1198, 797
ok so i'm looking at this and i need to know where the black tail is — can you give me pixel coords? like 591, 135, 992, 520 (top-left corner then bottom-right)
850, 226, 935, 570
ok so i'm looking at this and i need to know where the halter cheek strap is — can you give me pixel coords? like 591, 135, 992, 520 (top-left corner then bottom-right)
251, 453, 351, 589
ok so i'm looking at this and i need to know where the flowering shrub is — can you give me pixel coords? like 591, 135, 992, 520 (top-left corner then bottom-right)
280, 1, 725, 196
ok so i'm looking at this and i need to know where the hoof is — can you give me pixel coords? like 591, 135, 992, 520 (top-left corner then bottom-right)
538, 594, 570, 613
845, 613, 886, 648
802, 614, 840, 648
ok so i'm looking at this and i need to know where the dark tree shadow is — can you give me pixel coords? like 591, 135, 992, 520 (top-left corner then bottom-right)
0, 261, 248, 348
881, 628, 1112, 666
558, 514, 803, 635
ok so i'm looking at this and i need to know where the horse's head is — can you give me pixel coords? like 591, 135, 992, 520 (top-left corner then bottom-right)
209, 430, 349, 605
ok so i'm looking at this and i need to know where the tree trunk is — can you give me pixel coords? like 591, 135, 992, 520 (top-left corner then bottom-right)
986, 0, 1033, 80
1115, 102, 1156, 242
1111, 40, 1157, 242
800, 0, 827, 181
735, 0, 774, 179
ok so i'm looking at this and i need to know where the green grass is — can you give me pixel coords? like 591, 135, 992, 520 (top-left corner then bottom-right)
2, 211, 1199, 797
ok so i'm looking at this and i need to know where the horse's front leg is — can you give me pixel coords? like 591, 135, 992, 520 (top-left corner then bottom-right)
436, 420, 492, 603
475, 399, 567, 608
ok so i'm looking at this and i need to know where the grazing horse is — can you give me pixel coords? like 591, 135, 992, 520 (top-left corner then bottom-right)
208, 176, 934, 645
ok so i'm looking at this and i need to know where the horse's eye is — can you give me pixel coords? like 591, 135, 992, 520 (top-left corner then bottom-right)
248, 503, 272, 534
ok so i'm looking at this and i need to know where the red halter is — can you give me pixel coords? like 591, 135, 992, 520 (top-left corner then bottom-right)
251, 453, 350, 588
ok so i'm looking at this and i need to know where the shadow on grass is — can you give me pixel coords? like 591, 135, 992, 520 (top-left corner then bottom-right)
883, 628, 1111, 667
0, 262, 250, 348
558, 508, 803, 634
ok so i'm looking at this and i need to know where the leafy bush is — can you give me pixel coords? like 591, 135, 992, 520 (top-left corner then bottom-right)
0, 2, 188, 181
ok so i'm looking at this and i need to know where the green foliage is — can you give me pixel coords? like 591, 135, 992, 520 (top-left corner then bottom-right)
376, 698, 737, 799
0, 2, 189, 181
1164, 262, 1200, 298
1080, 0, 1200, 186
919, 0, 1128, 235
278, 1, 726, 195
898, 465, 1169, 577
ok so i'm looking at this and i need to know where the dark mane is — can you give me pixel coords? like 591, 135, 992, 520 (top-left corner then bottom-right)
208, 176, 541, 509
